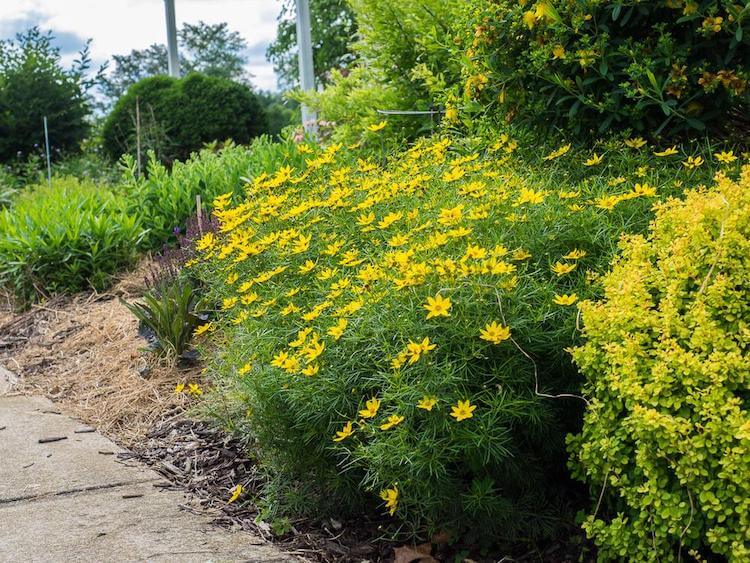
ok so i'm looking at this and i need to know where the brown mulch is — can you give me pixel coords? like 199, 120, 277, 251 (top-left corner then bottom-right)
121, 418, 396, 563
0, 262, 201, 446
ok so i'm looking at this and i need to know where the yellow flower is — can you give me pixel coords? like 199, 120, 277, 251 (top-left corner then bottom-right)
480, 321, 511, 344
654, 146, 678, 157
271, 351, 289, 368
379, 486, 399, 515
367, 120, 387, 132
299, 260, 316, 274
379, 414, 405, 430
584, 153, 603, 166
511, 249, 532, 261
450, 400, 476, 421
552, 44, 566, 60
226, 272, 239, 285
715, 150, 737, 164
416, 396, 437, 411
238, 363, 252, 376
562, 249, 586, 260
327, 318, 348, 340
551, 261, 576, 276
543, 144, 571, 161
228, 484, 243, 504
553, 293, 578, 306
445, 106, 459, 123
174, 383, 185, 394
193, 322, 213, 337
424, 293, 452, 319
333, 421, 354, 442
438, 205, 463, 226
624, 137, 647, 149
359, 397, 381, 419
523, 9, 537, 28
682, 155, 704, 169
301, 363, 319, 376
188, 383, 202, 396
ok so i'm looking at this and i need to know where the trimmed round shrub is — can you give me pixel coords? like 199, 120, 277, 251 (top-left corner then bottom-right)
570, 167, 750, 559
102, 73, 266, 163
458, 1, 750, 136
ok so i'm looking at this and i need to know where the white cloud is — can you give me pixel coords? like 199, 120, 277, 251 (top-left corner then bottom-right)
0, 0, 282, 91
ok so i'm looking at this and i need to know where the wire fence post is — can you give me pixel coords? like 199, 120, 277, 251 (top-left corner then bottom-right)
43, 116, 52, 188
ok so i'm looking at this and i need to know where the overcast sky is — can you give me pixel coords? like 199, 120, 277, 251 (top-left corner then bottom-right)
0, 0, 282, 91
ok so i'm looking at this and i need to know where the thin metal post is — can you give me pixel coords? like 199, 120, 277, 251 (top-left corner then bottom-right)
164, 0, 180, 77
295, 0, 317, 137
43, 116, 52, 187
135, 96, 142, 178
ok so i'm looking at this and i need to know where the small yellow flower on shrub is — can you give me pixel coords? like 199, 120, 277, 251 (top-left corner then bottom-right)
238, 363, 252, 376
553, 293, 578, 306
445, 106, 459, 123
327, 318, 348, 340
552, 44, 566, 59
450, 400, 476, 421
188, 383, 202, 396
563, 249, 587, 260
379, 414, 405, 430
424, 293, 452, 319
174, 383, 185, 394
379, 486, 399, 515
682, 155, 704, 169
301, 363, 319, 376
624, 137, 647, 149
228, 484, 243, 503
584, 153, 603, 166
551, 261, 576, 276
543, 143, 571, 161
417, 396, 437, 411
654, 146, 678, 157
333, 421, 354, 442
480, 321, 511, 344
193, 322, 213, 337
359, 397, 381, 419
367, 120, 387, 132
715, 150, 737, 164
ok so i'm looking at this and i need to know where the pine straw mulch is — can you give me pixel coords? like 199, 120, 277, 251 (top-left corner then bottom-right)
0, 262, 201, 446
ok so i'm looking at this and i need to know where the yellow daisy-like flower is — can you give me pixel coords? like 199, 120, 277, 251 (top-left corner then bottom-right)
379, 486, 399, 515
188, 383, 202, 396
379, 414, 405, 430
542, 143, 571, 161
553, 293, 578, 306
301, 363, 319, 377
654, 146, 678, 157
584, 153, 603, 166
682, 155, 704, 169
174, 383, 185, 394
552, 44, 566, 59
624, 137, 647, 149
416, 396, 437, 411
238, 363, 252, 376
327, 318, 348, 341
480, 321, 511, 344
424, 293, 452, 319
228, 484, 243, 503
551, 261, 576, 276
367, 120, 387, 132
450, 400, 476, 421
359, 397, 381, 419
333, 421, 354, 442
715, 150, 737, 164
562, 249, 587, 260
193, 322, 213, 337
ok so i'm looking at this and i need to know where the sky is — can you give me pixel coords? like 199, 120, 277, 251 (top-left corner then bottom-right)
0, 0, 282, 91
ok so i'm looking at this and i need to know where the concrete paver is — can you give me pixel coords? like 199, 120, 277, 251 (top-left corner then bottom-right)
0, 377, 296, 562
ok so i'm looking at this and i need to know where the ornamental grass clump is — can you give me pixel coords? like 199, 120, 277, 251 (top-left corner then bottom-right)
570, 167, 750, 560
192, 133, 732, 544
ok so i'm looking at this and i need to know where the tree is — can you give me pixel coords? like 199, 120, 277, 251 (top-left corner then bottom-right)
100, 21, 250, 102
266, 0, 357, 90
102, 73, 267, 164
0, 28, 100, 163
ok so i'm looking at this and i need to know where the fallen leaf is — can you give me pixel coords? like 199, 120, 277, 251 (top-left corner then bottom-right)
393, 543, 438, 563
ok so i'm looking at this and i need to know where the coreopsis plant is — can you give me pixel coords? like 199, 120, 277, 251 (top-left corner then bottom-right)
192, 132, 730, 543
570, 167, 750, 560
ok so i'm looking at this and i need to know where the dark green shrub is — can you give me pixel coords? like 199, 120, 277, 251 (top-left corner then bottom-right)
0, 28, 95, 163
458, 1, 750, 136
0, 177, 142, 303
102, 73, 267, 163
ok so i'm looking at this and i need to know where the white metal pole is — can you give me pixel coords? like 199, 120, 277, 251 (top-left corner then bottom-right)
295, 0, 317, 136
43, 116, 52, 187
164, 0, 180, 77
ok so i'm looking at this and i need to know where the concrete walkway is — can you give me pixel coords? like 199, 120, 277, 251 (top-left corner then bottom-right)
0, 367, 295, 563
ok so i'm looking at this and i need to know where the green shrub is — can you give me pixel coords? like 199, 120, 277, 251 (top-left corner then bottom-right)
0, 177, 142, 303
102, 73, 267, 163
458, 0, 750, 136
0, 28, 94, 163
121, 137, 305, 250
570, 167, 750, 560
192, 132, 728, 545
